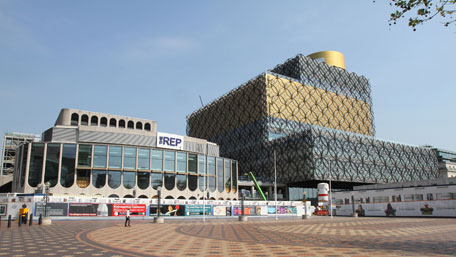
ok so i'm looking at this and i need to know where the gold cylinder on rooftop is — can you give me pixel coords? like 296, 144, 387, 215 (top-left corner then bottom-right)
307, 51, 346, 69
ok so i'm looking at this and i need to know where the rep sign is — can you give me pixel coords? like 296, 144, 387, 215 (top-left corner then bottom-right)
157, 132, 184, 150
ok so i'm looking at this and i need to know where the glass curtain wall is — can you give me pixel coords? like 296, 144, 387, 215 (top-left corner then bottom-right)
108, 170, 121, 189
92, 170, 106, 188
44, 144, 60, 187
138, 149, 150, 170
208, 157, 216, 192
217, 158, 224, 193
224, 159, 231, 193
109, 146, 122, 168
28, 143, 44, 187
151, 173, 162, 190
93, 145, 107, 168
152, 150, 163, 171
20, 144, 28, 188
177, 152, 186, 172
60, 144, 76, 188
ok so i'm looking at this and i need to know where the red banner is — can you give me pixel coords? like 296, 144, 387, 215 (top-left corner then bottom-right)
112, 204, 146, 216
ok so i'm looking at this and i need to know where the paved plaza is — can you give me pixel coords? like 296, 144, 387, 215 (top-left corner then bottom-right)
0, 216, 456, 257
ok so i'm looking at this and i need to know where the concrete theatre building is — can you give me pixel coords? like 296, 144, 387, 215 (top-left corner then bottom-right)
12, 109, 238, 200
187, 51, 439, 194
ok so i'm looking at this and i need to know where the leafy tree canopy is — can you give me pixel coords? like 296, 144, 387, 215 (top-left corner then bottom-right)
380, 0, 456, 30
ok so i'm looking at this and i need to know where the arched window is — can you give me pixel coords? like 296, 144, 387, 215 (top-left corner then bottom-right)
145, 123, 151, 131
127, 121, 134, 129
136, 122, 142, 130
189, 196, 197, 200
71, 113, 79, 126
165, 196, 174, 199
188, 175, 197, 191
124, 195, 134, 198
176, 175, 186, 191
100, 117, 107, 127
119, 120, 125, 128
91, 116, 98, 126
138, 195, 148, 199
81, 115, 89, 126
177, 196, 186, 200
164, 173, 175, 190
108, 194, 119, 198
109, 118, 117, 128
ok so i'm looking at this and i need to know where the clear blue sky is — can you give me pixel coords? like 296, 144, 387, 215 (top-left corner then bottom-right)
1, 1, 455, 151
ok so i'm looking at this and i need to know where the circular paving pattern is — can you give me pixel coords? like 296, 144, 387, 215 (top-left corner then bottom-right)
1, 217, 456, 257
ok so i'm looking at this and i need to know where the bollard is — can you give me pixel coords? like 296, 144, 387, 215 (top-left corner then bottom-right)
18, 216, 21, 227
38, 214, 42, 225
0, 215, 1, 228
7, 215, 11, 228
29, 214, 33, 226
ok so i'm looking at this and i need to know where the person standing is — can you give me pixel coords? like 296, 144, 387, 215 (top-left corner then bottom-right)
125, 209, 131, 227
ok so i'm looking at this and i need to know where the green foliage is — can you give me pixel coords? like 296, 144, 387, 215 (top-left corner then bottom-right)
378, 0, 456, 30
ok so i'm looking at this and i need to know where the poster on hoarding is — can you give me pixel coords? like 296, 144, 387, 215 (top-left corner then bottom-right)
149, 205, 185, 216
0, 204, 6, 216
185, 205, 212, 216
69, 203, 99, 216
111, 204, 146, 216
233, 206, 256, 216
213, 206, 226, 216
35, 203, 68, 217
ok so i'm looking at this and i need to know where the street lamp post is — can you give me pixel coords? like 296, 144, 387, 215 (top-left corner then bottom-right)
155, 186, 164, 223
274, 149, 278, 221
329, 161, 333, 219
44, 182, 50, 218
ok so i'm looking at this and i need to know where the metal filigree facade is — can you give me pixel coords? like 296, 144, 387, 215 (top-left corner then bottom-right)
187, 54, 439, 186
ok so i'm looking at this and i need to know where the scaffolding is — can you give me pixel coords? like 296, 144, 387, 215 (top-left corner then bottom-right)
1, 132, 40, 176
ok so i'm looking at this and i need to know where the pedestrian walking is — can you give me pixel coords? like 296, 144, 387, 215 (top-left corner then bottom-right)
125, 209, 131, 227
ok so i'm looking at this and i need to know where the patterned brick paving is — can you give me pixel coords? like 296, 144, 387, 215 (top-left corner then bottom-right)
1, 217, 456, 256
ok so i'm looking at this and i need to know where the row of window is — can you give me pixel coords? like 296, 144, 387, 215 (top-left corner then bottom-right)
73, 169, 234, 193
339, 192, 456, 204
16, 143, 238, 192
70, 113, 152, 131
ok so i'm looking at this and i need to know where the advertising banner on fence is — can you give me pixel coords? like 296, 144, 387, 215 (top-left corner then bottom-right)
233, 206, 256, 216
111, 204, 146, 216
213, 206, 226, 216
185, 205, 212, 216
35, 203, 68, 217
267, 206, 297, 215
149, 205, 185, 216
69, 203, 146, 216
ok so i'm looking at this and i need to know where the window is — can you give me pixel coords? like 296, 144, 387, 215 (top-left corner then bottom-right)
164, 173, 175, 190
426, 193, 433, 200
44, 144, 60, 187
81, 115, 89, 125
188, 154, 197, 173
164, 151, 175, 172
76, 169, 90, 188
93, 145, 107, 168
224, 159, 231, 193
231, 161, 237, 193
100, 117, 107, 127
60, 144, 76, 188
119, 119, 125, 128
108, 170, 121, 189
152, 150, 163, 171
176, 174, 187, 191
208, 157, 215, 175
20, 144, 28, 188
92, 170, 106, 188
136, 122, 142, 130
198, 155, 206, 174
188, 175, 197, 191
77, 145, 92, 167
199, 176, 206, 192
137, 172, 149, 189
28, 144, 44, 187
91, 116, 98, 126
127, 121, 134, 129
110, 118, 117, 127
151, 173, 162, 190
145, 123, 151, 131
71, 113, 79, 126
209, 176, 216, 192
109, 146, 122, 168
123, 171, 135, 189
177, 152, 186, 172
217, 158, 224, 193
123, 147, 136, 169
138, 149, 150, 170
